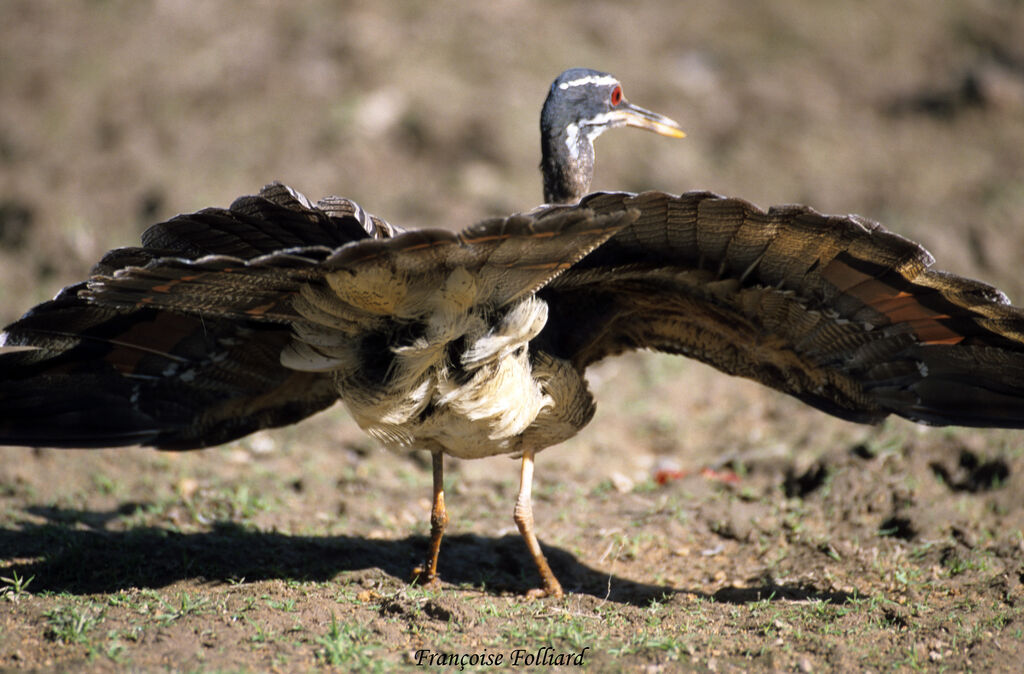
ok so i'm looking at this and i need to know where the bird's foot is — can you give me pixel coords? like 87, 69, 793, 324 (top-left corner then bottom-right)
525, 579, 564, 599
410, 565, 441, 589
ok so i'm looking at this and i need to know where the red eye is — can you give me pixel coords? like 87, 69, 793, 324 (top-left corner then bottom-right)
610, 86, 622, 106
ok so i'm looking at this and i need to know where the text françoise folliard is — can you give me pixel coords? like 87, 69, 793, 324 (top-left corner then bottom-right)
414, 646, 590, 669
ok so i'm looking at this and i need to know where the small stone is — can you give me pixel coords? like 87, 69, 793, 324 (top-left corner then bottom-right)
249, 432, 277, 454
176, 478, 199, 499
356, 589, 380, 602
610, 472, 634, 493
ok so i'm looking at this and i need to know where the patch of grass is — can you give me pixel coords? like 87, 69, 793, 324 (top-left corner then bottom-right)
44, 604, 103, 644
233, 594, 260, 617
890, 563, 926, 587
544, 619, 591, 651
90, 472, 121, 496
1, 569, 34, 603
107, 625, 144, 644
155, 592, 211, 623
118, 498, 181, 529
103, 638, 128, 664
266, 597, 298, 612
608, 627, 691, 661
198, 484, 273, 523
246, 617, 271, 643
315, 614, 381, 669
589, 479, 616, 497
942, 549, 995, 577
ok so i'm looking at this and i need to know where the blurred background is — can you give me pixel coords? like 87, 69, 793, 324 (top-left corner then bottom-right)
2, 0, 1023, 322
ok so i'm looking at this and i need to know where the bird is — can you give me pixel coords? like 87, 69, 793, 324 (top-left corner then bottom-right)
4, 69, 1024, 599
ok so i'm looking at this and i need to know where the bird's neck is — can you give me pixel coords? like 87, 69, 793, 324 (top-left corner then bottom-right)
541, 125, 595, 204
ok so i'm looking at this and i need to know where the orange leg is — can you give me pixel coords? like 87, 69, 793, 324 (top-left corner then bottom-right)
412, 451, 448, 587
513, 449, 564, 598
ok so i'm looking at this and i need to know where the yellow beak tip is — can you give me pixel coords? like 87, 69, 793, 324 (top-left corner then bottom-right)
653, 125, 685, 140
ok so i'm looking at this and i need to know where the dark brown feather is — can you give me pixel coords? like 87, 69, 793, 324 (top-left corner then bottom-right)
0, 183, 395, 450
6, 185, 1024, 455
536, 191, 1024, 427
0, 287, 338, 449
0, 187, 633, 450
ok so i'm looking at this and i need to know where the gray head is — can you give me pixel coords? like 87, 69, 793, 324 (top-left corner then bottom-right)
540, 68, 684, 204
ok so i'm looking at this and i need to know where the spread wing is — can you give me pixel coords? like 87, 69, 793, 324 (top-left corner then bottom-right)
0, 292, 338, 450
8, 184, 1024, 451
2, 185, 634, 450
536, 191, 1024, 428
0, 183, 395, 450
79, 206, 632, 380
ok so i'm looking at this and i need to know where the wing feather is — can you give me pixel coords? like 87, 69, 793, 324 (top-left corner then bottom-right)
85, 207, 634, 323
3, 189, 635, 449
0, 184, 397, 450
0, 288, 338, 449
9, 184, 1024, 450
538, 191, 1024, 428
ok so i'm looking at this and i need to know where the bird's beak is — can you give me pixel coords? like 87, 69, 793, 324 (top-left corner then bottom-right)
613, 102, 686, 139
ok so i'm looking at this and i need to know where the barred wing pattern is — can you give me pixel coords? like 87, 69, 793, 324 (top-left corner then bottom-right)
4, 185, 1024, 456
0, 183, 397, 449
536, 191, 1024, 428
0, 184, 633, 452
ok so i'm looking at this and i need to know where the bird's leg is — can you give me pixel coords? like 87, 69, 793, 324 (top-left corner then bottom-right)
412, 451, 448, 588
513, 449, 564, 598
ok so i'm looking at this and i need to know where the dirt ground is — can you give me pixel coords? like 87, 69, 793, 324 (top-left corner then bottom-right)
3, 1, 1024, 671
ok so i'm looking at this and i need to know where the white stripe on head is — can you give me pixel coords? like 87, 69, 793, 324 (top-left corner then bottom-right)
566, 112, 622, 156
585, 112, 619, 143
558, 74, 619, 90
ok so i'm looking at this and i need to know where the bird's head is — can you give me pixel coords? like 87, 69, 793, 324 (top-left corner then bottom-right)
540, 68, 684, 204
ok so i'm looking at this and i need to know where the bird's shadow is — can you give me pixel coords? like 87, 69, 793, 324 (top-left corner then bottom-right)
1, 505, 856, 607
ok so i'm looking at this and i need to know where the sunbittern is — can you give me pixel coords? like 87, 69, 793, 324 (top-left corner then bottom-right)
4, 69, 1024, 598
